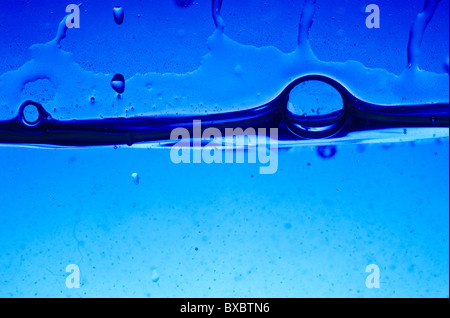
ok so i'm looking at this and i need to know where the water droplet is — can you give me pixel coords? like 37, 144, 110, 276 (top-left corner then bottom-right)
131, 172, 139, 185
113, 6, 124, 25
151, 269, 159, 283
111, 74, 125, 94
90, 97, 95, 103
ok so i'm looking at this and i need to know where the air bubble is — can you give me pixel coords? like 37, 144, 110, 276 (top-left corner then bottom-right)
113, 6, 124, 25
90, 97, 95, 103
286, 80, 345, 139
21, 102, 41, 126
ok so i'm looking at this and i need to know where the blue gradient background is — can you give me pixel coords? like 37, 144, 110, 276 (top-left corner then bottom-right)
0, 0, 448, 297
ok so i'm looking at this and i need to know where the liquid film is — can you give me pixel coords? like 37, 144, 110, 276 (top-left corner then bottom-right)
0, 0, 448, 121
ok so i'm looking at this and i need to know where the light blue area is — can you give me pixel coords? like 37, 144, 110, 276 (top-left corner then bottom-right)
0, 140, 448, 297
